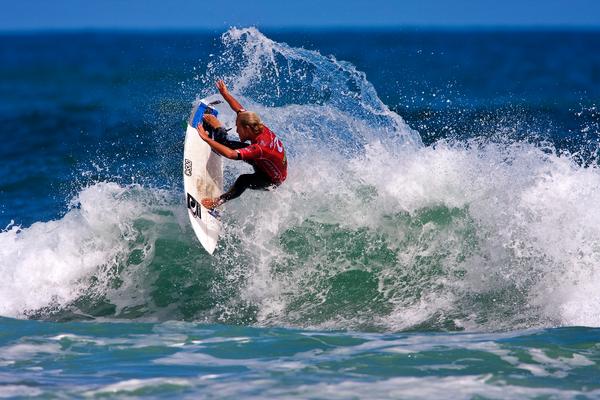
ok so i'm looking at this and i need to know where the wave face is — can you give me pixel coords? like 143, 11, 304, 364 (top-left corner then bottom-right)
2, 28, 600, 332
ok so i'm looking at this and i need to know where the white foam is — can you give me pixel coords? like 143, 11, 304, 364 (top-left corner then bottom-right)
0, 182, 174, 318
0, 343, 61, 361
195, 28, 600, 331
0, 385, 43, 398
3, 27, 600, 333
225, 137, 600, 330
84, 377, 191, 396
255, 375, 600, 400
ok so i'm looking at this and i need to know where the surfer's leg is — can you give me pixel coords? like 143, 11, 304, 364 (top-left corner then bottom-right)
219, 173, 272, 203
201, 174, 255, 209
202, 172, 273, 209
219, 174, 260, 202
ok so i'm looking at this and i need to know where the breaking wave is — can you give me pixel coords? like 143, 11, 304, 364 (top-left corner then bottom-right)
2, 28, 600, 332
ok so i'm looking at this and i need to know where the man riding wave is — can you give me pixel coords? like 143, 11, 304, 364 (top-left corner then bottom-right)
196, 80, 287, 209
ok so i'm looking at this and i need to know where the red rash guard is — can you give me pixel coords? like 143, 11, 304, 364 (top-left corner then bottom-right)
237, 126, 287, 184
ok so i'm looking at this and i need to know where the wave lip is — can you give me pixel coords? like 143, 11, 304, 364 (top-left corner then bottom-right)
204, 27, 422, 153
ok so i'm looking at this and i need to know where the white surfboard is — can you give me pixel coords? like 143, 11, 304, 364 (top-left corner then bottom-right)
183, 94, 236, 254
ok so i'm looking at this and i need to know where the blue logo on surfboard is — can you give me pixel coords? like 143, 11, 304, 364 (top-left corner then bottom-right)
191, 101, 219, 129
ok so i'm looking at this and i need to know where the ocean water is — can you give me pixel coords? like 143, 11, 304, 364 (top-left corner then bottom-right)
1, 27, 600, 398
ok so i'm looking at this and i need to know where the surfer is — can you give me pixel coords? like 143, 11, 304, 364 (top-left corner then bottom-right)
196, 80, 287, 209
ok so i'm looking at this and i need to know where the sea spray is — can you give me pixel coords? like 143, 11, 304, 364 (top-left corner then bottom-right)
0, 183, 175, 318
1, 29, 600, 333
201, 28, 600, 331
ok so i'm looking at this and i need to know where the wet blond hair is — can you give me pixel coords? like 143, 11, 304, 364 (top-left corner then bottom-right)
237, 111, 263, 134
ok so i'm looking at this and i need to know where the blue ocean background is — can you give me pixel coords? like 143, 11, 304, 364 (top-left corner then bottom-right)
1, 28, 600, 398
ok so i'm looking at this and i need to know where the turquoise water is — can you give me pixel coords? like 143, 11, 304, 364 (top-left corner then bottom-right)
2, 318, 599, 398
1, 27, 600, 397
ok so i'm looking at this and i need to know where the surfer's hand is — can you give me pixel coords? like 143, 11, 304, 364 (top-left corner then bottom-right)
196, 123, 209, 141
216, 80, 229, 95
203, 114, 222, 129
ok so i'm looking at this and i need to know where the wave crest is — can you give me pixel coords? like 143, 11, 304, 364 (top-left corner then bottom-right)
3, 28, 600, 332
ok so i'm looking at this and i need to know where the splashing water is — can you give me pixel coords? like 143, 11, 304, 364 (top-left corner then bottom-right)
2, 28, 600, 333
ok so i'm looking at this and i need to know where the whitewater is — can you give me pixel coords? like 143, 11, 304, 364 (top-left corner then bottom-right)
1, 27, 600, 398
2, 28, 600, 332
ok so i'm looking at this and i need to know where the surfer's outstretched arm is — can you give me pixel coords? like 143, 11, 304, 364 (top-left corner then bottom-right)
216, 80, 245, 114
196, 124, 239, 160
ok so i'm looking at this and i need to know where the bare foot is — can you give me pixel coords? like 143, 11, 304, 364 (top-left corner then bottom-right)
201, 198, 221, 209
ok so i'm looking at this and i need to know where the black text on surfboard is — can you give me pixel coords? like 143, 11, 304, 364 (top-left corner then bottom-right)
187, 193, 201, 219
184, 159, 192, 176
